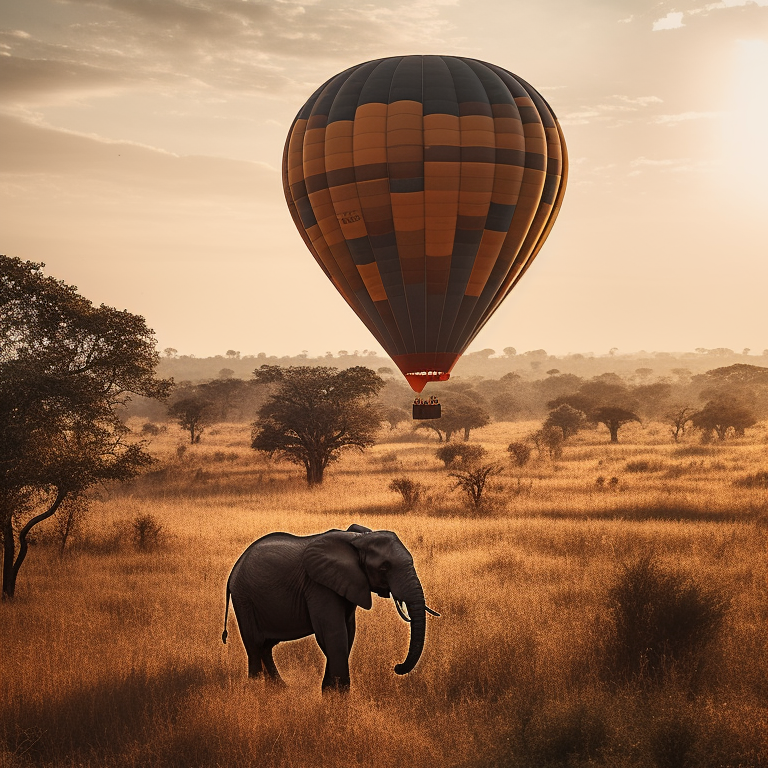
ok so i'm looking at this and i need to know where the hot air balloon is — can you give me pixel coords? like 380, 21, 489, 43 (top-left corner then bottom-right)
282, 55, 567, 395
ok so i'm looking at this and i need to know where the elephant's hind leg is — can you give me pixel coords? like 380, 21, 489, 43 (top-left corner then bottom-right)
232, 599, 265, 679
260, 642, 286, 687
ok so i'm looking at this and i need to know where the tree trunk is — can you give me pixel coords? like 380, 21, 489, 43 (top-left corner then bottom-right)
306, 457, 324, 485
2, 517, 15, 600
2, 489, 67, 600
609, 423, 619, 443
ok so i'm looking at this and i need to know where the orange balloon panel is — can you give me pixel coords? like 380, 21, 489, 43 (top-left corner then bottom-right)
282, 56, 567, 392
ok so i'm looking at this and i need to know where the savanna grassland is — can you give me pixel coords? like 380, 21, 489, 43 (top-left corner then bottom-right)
2, 419, 766, 768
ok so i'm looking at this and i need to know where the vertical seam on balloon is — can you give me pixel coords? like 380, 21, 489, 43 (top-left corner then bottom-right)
466, 88, 567, 346
430, 55, 459, 356
422, 56, 452, 364
437, 57, 491, 355
303, 73, 388, 349
386, 57, 418, 357
340, 61, 403, 358
355, 58, 409, 357
420, 55, 427, 358
445, 57, 508, 356
469, 63, 548, 334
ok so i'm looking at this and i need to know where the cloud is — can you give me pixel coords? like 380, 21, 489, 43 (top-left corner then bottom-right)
615, 95, 663, 106
559, 94, 664, 126
652, 0, 767, 31
653, 111, 720, 124
652, 11, 685, 30
0, 113, 279, 199
628, 155, 716, 175
1, 0, 459, 107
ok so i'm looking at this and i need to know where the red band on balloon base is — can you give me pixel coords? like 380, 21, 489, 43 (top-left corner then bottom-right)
392, 353, 460, 393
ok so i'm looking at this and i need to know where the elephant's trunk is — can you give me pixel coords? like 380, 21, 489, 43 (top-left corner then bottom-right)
394, 603, 426, 675
391, 568, 427, 675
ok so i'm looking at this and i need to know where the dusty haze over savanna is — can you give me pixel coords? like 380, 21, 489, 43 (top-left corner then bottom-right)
1, 0, 766, 359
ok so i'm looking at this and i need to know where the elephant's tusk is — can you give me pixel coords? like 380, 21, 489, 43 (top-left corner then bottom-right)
425, 605, 441, 617
394, 599, 411, 622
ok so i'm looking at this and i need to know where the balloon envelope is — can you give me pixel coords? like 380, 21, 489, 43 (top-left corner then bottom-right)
283, 56, 567, 392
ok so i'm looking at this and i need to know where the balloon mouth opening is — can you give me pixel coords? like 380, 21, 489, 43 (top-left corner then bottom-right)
404, 372, 450, 393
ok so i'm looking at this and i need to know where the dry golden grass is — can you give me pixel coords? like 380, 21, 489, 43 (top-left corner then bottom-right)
1, 419, 766, 767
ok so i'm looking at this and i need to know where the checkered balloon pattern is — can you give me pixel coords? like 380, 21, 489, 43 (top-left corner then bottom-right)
283, 56, 567, 392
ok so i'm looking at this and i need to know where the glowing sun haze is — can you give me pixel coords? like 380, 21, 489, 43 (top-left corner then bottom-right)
1, 0, 766, 359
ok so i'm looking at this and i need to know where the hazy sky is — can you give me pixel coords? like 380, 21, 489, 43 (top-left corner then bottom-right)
1, 0, 766, 359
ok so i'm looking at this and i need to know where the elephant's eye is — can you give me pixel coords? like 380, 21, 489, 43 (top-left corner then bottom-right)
379, 562, 391, 573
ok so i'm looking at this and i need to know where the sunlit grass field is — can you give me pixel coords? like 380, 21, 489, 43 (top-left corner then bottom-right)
2, 420, 766, 767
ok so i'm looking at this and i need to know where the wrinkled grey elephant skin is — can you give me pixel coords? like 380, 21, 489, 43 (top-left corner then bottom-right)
222, 524, 438, 691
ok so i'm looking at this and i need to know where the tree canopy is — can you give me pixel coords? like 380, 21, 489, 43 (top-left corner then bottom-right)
250, 365, 384, 485
592, 406, 641, 443
1, 256, 171, 598
691, 399, 757, 441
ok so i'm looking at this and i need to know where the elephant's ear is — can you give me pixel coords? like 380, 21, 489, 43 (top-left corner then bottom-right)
347, 523, 372, 533
303, 532, 372, 610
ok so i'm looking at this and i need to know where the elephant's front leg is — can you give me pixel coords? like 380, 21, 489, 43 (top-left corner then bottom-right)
307, 588, 352, 691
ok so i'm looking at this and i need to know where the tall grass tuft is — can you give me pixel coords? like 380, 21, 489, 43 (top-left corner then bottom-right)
603, 554, 728, 685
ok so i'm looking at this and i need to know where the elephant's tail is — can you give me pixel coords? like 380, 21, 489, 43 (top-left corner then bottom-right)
222, 584, 231, 644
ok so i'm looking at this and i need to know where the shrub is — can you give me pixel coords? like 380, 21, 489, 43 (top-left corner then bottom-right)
449, 463, 502, 510
529, 426, 564, 460
733, 471, 768, 488
526, 700, 608, 764
435, 442, 486, 468
603, 554, 727, 684
131, 514, 164, 551
625, 460, 665, 473
672, 445, 713, 457
507, 441, 532, 467
140, 422, 162, 436
388, 477, 425, 510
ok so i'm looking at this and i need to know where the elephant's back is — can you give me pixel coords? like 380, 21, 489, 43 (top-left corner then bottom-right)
229, 532, 311, 596
229, 532, 315, 639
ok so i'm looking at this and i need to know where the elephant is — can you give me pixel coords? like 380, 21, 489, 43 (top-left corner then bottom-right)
222, 524, 439, 691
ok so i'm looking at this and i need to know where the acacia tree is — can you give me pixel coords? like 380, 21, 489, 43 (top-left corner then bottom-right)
251, 365, 383, 485
691, 400, 757, 441
592, 406, 641, 444
439, 393, 490, 441
1, 256, 171, 598
544, 404, 586, 439
666, 405, 696, 442
168, 396, 213, 443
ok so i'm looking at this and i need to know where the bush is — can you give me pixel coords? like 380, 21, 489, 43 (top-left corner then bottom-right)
506, 441, 532, 467
435, 442, 487, 468
603, 554, 728, 685
625, 459, 665, 473
131, 514, 164, 551
388, 477, 425, 510
733, 470, 768, 488
140, 422, 162, 436
449, 463, 502, 510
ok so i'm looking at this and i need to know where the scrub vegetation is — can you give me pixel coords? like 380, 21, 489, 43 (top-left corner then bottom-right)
2, 417, 765, 768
